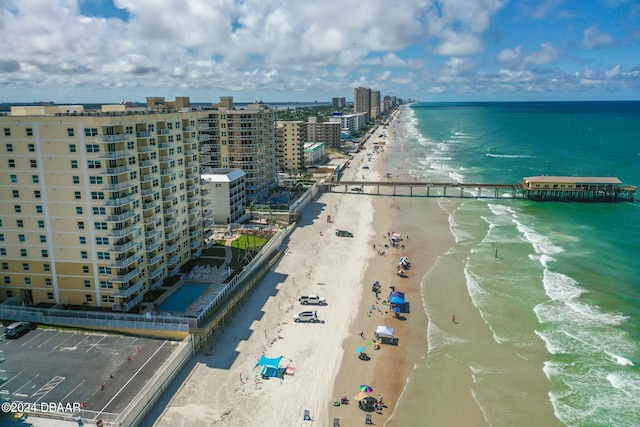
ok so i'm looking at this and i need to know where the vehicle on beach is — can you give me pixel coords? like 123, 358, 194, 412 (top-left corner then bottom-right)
351, 187, 362, 192
299, 295, 327, 305
335, 229, 354, 237
293, 311, 320, 323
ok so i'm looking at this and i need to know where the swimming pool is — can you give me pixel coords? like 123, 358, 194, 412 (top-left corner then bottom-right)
157, 283, 210, 312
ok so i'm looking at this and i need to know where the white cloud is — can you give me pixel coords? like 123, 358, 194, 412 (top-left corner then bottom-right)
522, 43, 559, 66
497, 46, 522, 64
605, 64, 620, 79
582, 25, 614, 49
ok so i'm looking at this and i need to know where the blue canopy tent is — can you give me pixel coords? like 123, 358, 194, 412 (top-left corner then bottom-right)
253, 355, 288, 380
389, 291, 405, 305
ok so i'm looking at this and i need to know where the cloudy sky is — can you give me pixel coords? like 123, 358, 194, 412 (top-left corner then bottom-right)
1, 0, 639, 103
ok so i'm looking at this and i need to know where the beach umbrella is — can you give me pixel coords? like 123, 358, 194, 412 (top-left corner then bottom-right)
356, 346, 366, 353
360, 385, 374, 393
354, 391, 369, 401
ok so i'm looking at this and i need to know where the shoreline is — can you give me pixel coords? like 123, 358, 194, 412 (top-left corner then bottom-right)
328, 112, 458, 426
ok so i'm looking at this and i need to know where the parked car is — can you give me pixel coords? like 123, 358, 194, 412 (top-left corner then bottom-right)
4, 321, 30, 339
336, 229, 354, 237
293, 311, 320, 323
351, 187, 362, 192
299, 295, 327, 305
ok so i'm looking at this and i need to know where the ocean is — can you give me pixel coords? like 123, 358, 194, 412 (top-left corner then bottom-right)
389, 102, 640, 426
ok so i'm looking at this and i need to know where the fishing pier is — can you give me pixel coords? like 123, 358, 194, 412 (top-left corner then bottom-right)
325, 176, 636, 202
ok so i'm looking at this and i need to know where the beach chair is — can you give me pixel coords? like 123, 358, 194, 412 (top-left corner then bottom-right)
333, 418, 340, 427
365, 413, 373, 424
303, 409, 312, 421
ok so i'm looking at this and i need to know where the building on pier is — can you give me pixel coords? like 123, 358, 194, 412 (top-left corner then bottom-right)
522, 176, 636, 202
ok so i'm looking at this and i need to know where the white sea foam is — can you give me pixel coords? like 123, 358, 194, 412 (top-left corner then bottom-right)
605, 352, 634, 366
542, 269, 585, 301
485, 153, 532, 158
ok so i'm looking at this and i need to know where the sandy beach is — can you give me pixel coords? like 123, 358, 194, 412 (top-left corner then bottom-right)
150, 111, 459, 427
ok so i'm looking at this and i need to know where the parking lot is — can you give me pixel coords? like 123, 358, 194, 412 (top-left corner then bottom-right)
0, 325, 180, 420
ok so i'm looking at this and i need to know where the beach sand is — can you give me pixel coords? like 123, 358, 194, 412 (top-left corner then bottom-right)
150, 113, 463, 427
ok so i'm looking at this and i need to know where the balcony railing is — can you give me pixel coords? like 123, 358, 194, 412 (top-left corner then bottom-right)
111, 278, 145, 298
102, 165, 133, 176
104, 194, 137, 207
107, 224, 141, 238
112, 267, 142, 283
121, 293, 145, 312
100, 134, 130, 142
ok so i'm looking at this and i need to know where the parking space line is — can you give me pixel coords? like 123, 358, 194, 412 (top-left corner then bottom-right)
32, 376, 66, 402
1, 371, 23, 388
13, 373, 40, 395
98, 341, 168, 416
85, 335, 108, 353
37, 330, 63, 348
60, 379, 85, 403
53, 332, 78, 350
20, 330, 47, 347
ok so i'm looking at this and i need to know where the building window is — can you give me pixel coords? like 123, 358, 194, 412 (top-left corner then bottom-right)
96, 237, 109, 245
82, 266, 89, 273
99, 267, 112, 275
1, 263, 5, 270
38, 220, 45, 228
40, 235, 46, 243
76, 206, 83, 214
44, 264, 50, 272
12, 190, 19, 198
4, 129, 10, 136
8, 159, 15, 168
79, 236, 86, 244
85, 295, 92, 302
94, 222, 107, 230
47, 292, 54, 300
30, 159, 37, 168
102, 295, 115, 303
36, 205, 43, 214
14, 205, 21, 213
22, 263, 29, 271
34, 190, 41, 199
74, 191, 82, 200
97, 252, 110, 260
84, 128, 98, 137
71, 160, 78, 168
20, 249, 27, 257
45, 278, 52, 286
80, 251, 88, 259
10, 175, 17, 183
100, 280, 113, 288
28, 144, 35, 152
16, 220, 23, 228
89, 176, 103, 184
0, 249, 6, 256
4, 277, 10, 284
67, 128, 75, 137
32, 175, 39, 183
77, 221, 85, 230
84, 280, 91, 288
41, 249, 48, 257
88, 160, 101, 169
86, 144, 99, 153
18, 235, 25, 243
24, 277, 31, 285
93, 207, 106, 215
6, 290, 12, 297
73, 176, 80, 184
91, 192, 105, 200
26, 128, 33, 136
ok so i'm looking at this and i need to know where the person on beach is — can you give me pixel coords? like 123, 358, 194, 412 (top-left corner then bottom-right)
359, 331, 365, 339
452, 315, 456, 323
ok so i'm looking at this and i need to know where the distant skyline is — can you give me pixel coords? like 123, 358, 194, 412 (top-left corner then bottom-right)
1, 0, 639, 104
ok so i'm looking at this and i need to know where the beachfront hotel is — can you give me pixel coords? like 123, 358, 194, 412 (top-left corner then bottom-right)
276, 120, 306, 172
0, 96, 278, 311
353, 86, 372, 123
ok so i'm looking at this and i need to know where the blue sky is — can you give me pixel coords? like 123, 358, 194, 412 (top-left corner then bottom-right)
1, 0, 638, 103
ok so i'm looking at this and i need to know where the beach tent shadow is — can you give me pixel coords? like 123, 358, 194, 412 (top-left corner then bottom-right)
293, 200, 327, 228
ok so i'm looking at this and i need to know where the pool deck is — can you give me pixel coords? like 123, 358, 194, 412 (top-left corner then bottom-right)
149, 246, 234, 317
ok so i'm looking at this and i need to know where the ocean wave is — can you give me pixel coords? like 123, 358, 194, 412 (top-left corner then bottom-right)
485, 153, 532, 158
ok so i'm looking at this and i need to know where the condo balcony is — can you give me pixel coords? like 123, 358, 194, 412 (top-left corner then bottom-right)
199, 145, 212, 153
102, 165, 133, 176
121, 293, 145, 312
99, 149, 130, 159
139, 159, 157, 168
164, 218, 177, 228
167, 242, 180, 254
165, 231, 179, 241
105, 181, 137, 192
160, 168, 174, 177
111, 278, 145, 298
189, 229, 201, 238
190, 240, 201, 249
112, 267, 143, 282
141, 187, 159, 197
145, 240, 162, 253
157, 129, 171, 135
107, 224, 141, 238
100, 134, 131, 142
167, 254, 181, 267
112, 239, 136, 253
143, 201, 158, 212
136, 130, 152, 138
202, 199, 213, 207
147, 253, 163, 266
145, 228, 163, 241
110, 252, 139, 269
149, 267, 164, 281
106, 210, 137, 222
138, 144, 155, 153
104, 193, 137, 207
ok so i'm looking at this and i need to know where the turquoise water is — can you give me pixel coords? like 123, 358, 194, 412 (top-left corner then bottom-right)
157, 283, 210, 312
399, 102, 640, 426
